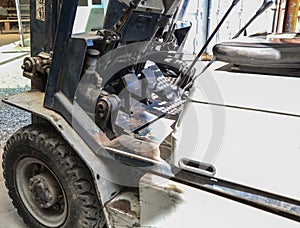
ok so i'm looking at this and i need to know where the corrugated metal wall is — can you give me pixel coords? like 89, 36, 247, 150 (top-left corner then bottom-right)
184, 0, 275, 54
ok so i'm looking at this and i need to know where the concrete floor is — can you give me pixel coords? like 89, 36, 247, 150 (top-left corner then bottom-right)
0, 146, 27, 228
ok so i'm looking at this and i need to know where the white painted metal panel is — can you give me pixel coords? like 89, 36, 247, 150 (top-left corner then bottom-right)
174, 67, 300, 201
140, 174, 299, 227
174, 100, 300, 200
191, 64, 300, 115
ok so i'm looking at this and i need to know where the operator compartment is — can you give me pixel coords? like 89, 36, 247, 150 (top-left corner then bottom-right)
27, 0, 192, 170
73, 37, 189, 166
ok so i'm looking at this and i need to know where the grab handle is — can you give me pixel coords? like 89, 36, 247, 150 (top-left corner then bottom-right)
179, 158, 216, 177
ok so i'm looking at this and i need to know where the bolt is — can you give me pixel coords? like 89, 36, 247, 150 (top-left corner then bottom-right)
22, 60, 33, 71
98, 103, 104, 111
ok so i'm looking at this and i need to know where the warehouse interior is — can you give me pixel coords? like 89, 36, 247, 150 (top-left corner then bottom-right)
2, 0, 299, 50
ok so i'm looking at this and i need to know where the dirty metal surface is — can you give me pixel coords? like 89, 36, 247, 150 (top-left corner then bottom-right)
104, 135, 161, 161
106, 190, 140, 227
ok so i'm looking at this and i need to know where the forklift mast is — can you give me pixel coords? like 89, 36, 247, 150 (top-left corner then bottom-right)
30, 0, 61, 57
29, 0, 61, 90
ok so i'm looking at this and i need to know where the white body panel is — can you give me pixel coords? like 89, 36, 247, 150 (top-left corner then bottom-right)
173, 63, 300, 200
190, 63, 300, 115
140, 174, 299, 228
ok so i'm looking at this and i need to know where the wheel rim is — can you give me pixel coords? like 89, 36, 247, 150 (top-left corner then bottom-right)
16, 157, 68, 227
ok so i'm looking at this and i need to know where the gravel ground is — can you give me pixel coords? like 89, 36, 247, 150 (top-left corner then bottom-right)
0, 88, 31, 146
0, 45, 31, 147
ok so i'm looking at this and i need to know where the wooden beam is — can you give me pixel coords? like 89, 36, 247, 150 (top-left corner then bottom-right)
283, 0, 300, 32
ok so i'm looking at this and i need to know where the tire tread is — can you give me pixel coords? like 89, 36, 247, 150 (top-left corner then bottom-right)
2, 123, 104, 228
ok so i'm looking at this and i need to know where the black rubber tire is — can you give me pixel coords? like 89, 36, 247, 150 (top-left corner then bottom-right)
2, 123, 105, 228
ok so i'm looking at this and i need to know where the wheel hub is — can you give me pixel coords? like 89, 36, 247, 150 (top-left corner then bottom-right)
29, 173, 60, 208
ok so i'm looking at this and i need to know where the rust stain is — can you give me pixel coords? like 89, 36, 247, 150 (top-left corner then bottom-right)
104, 135, 161, 161
168, 184, 184, 194
110, 199, 137, 217
283, 0, 300, 32
92, 131, 110, 145
50, 114, 60, 122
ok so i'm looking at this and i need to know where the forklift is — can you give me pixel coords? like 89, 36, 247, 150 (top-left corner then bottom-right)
2, 0, 300, 227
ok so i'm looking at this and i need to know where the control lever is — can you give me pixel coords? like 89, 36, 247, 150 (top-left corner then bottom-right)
233, 0, 276, 38
178, 0, 241, 89
180, 0, 275, 94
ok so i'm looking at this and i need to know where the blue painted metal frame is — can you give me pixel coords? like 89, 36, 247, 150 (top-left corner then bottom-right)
44, 0, 79, 108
